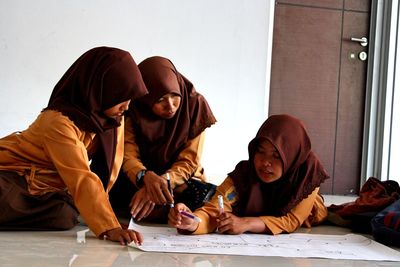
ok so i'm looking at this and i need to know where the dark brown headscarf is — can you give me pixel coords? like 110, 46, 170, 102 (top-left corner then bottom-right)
127, 56, 216, 174
44, 46, 148, 187
229, 114, 329, 217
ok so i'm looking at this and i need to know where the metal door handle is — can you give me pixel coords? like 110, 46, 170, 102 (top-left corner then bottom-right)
351, 37, 368, 47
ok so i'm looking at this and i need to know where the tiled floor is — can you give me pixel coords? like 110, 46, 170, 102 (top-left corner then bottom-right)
0, 195, 399, 267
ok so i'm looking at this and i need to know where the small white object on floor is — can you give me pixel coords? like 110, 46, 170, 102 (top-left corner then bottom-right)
76, 228, 90, 244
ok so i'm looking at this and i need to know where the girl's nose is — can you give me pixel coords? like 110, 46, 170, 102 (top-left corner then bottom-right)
165, 97, 174, 109
125, 100, 132, 110
121, 103, 129, 112
263, 159, 272, 167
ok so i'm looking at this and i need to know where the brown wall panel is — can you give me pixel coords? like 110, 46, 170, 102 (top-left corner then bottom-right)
277, 0, 343, 9
345, 0, 370, 12
269, 5, 343, 193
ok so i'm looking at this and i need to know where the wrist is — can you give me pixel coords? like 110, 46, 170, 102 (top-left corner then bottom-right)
246, 217, 267, 233
189, 221, 200, 232
178, 222, 199, 234
136, 169, 147, 187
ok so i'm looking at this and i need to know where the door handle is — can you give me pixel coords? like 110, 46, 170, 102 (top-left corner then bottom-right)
350, 37, 368, 47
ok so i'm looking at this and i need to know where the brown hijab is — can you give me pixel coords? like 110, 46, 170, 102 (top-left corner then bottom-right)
229, 114, 329, 216
127, 56, 216, 174
44, 47, 148, 187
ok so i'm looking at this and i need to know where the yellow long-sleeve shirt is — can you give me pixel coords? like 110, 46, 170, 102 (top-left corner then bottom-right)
193, 177, 328, 235
0, 110, 122, 236
122, 117, 206, 188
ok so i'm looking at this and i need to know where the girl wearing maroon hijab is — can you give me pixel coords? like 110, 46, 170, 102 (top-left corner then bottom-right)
168, 114, 329, 235
110, 56, 216, 223
0, 47, 147, 245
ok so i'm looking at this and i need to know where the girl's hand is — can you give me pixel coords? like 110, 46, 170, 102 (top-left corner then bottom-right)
143, 171, 174, 205
130, 187, 156, 221
102, 228, 143, 246
216, 213, 247, 234
168, 203, 199, 232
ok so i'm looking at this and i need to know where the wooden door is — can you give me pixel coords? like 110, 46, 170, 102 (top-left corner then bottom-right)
269, 0, 370, 194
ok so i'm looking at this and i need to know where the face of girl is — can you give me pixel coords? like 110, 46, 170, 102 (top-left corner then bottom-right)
103, 100, 131, 119
253, 139, 283, 183
151, 93, 181, 119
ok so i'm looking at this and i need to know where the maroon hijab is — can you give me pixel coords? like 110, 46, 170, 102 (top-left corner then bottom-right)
128, 56, 216, 174
44, 47, 148, 187
229, 114, 329, 216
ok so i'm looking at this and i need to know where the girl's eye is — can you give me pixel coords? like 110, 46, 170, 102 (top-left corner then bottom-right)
256, 148, 265, 154
273, 152, 280, 159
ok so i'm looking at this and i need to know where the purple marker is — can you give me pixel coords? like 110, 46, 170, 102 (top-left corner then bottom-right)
180, 211, 202, 222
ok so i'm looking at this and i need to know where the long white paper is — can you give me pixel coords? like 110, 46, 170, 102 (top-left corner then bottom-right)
128, 219, 400, 261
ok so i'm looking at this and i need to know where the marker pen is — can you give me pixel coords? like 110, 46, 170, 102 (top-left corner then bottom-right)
166, 173, 174, 208
180, 211, 202, 222
218, 195, 224, 214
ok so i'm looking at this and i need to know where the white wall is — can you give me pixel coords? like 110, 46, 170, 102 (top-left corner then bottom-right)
0, 0, 274, 185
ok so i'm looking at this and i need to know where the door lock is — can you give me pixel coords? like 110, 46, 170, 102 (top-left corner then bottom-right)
359, 51, 367, 61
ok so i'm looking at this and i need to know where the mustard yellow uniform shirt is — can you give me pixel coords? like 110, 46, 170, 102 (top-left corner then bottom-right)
193, 176, 328, 235
122, 117, 206, 188
0, 110, 123, 236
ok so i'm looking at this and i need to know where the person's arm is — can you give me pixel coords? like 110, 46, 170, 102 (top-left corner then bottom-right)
123, 117, 173, 207
123, 116, 206, 188
137, 132, 205, 204
217, 214, 268, 234
201, 187, 325, 235
168, 177, 234, 235
259, 187, 324, 235
107, 117, 125, 193
189, 177, 236, 234
167, 131, 206, 187
41, 115, 121, 237
122, 117, 146, 187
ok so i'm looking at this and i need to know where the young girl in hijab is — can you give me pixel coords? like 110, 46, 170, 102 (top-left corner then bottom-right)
109, 56, 216, 223
0, 47, 148, 245
168, 114, 329, 235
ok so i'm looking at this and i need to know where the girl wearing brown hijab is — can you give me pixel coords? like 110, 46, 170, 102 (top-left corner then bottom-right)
168, 114, 329, 235
109, 56, 216, 223
0, 47, 148, 245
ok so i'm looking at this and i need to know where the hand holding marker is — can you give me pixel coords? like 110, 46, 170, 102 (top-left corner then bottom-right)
166, 173, 201, 222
